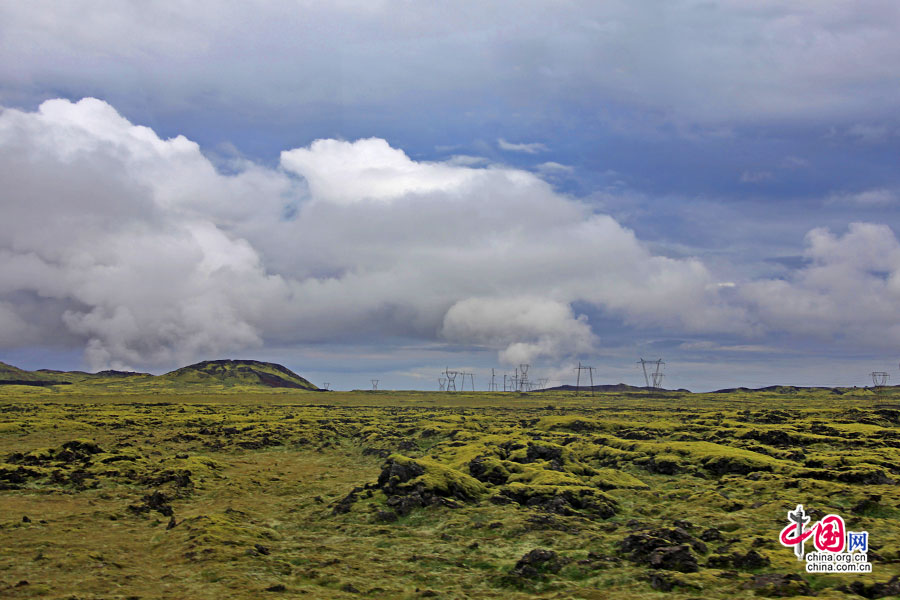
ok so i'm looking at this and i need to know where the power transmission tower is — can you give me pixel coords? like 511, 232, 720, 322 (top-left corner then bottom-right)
489, 368, 497, 392
444, 368, 458, 392
537, 378, 549, 389
454, 371, 474, 391
438, 377, 446, 392
503, 369, 518, 392
518, 364, 530, 392
638, 358, 665, 390
323, 382, 330, 391
871, 372, 890, 387
371, 379, 379, 391
575, 362, 595, 396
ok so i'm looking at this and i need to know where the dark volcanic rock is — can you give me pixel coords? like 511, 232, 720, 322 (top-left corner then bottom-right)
733, 549, 771, 570
840, 575, 900, 599
139, 468, 193, 490
332, 486, 363, 515
377, 460, 425, 495
128, 490, 173, 517
385, 490, 432, 516
56, 440, 104, 462
740, 429, 795, 446
648, 545, 699, 573
851, 494, 882, 515
0, 465, 40, 488
643, 455, 683, 475
374, 510, 398, 523
468, 456, 509, 485
621, 527, 707, 558
510, 548, 567, 579
524, 443, 563, 463
372, 457, 483, 517
499, 486, 616, 519
707, 549, 771, 570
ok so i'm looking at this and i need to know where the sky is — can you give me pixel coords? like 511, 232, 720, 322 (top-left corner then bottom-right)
2, 1, 900, 391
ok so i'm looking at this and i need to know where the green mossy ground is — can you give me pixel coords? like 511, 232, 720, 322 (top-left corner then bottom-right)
1, 386, 899, 598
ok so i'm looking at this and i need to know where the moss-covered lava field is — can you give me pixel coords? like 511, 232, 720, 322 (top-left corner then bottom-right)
2, 386, 900, 599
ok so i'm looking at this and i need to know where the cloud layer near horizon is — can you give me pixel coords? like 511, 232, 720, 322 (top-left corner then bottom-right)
2, 98, 900, 371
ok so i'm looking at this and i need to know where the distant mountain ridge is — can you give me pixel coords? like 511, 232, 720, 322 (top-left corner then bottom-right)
0, 359, 318, 390
708, 384, 874, 394
540, 383, 692, 393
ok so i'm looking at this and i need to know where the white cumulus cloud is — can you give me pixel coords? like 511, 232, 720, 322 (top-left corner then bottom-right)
3, 98, 896, 372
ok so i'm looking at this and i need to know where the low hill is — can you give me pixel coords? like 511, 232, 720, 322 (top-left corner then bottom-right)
540, 383, 691, 393
0, 359, 317, 391
708, 384, 873, 395
0, 361, 71, 386
162, 359, 318, 390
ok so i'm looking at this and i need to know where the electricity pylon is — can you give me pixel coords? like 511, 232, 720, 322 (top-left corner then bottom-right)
638, 358, 665, 390
871, 372, 890, 387
444, 368, 458, 392
575, 362, 595, 396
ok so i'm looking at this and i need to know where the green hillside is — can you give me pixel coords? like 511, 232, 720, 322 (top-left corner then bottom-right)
0, 361, 69, 385
0, 359, 318, 392
162, 359, 318, 390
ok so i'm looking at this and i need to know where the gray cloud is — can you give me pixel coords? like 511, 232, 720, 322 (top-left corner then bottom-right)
826, 188, 898, 206
740, 170, 774, 184
497, 139, 548, 154
2, 2, 898, 128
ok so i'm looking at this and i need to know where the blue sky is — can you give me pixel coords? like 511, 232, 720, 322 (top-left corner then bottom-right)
2, 1, 900, 391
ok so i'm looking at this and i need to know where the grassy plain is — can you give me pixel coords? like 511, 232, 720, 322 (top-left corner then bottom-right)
1, 384, 899, 599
